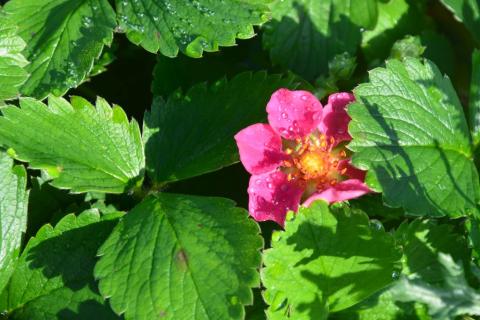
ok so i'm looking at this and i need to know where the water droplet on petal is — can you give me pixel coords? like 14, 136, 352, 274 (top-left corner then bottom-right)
267, 183, 273, 189
301, 95, 308, 101
281, 112, 288, 119
255, 179, 262, 185
280, 184, 289, 191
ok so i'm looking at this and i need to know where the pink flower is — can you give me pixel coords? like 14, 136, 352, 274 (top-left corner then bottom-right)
235, 89, 370, 226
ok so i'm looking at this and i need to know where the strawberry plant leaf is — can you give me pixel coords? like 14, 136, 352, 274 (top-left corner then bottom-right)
349, 58, 480, 217
0, 17, 28, 102
0, 210, 122, 319
144, 71, 308, 185
262, 0, 376, 81
116, 0, 270, 58
470, 49, 480, 147
94, 194, 263, 320
391, 253, 480, 319
0, 96, 145, 193
262, 201, 401, 319
1, 0, 116, 99
0, 152, 28, 293
439, 0, 480, 44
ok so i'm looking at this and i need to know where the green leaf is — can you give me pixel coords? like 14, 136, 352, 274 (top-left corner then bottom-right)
349, 0, 378, 29
0, 17, 28, 101
330, 288, 430, 320
2, 0, 116, 99
0, 152, 28, 293
394, 219, 469, 284
116, 0, 269, 58
144, 71, 307, 185
391, 253, 480, 320
95, 194, 263, 320
349, 58, 480, 217
0, 210, 121, 319
262, 201, 401, 319
262, 0, 369, 81
0, 96, 145, 193
361, 0, 427, 62
439, 0, 480, 44
470, 49, 480, 147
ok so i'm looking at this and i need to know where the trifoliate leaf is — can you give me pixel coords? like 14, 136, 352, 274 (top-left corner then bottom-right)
1, 0, 116, 99
116, 0, 269, 58
0, 152, 28, 293
349, 58, 480, 217
0, 210, 122, 319
262, 201, 401, 319
439, 0, 480, 44
263, 0, 375, 81
95, 194, 263, 320
144, 71, 308, 185
391, 253, 480, 320
0, 17, 28, 102
0, 96, 145, 193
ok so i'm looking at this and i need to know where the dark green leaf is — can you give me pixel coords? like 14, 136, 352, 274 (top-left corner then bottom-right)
95, 194, 263, 320
439, 0, 480, 44
0, 210, 121, 319
470, 49, 480, 147
262, 0, 367, 81
144, 71, 308, 185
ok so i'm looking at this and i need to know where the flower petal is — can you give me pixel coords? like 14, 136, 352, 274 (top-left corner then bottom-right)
303, 179, 370, 206
235, 124, 288, 175
248, 170, 304, 226
319, 92, 355, 144
266, 89, 323, 140
338, 159, 366, 181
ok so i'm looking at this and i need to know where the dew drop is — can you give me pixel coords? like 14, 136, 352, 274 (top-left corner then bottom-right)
301, 95, 308, 101
370, 219, 383, 231
255, 179, 262, 185
280, 184, 289, 192
267, 183, 273, 189
281, 112, 288, 119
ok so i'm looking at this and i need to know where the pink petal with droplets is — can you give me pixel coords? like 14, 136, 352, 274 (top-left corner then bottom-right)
266, 89, 323, 140
319, 92, 355, 144
248, 170, 304, 226
235, 124, 288, 175
302, 179, 370, 206
338, 159, 367, 181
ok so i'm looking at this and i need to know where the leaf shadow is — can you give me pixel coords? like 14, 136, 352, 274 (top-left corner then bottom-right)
359, 93, 477, 216
23, 217, 118, 317
57, 299, 121, 320
285, 213, 400, 316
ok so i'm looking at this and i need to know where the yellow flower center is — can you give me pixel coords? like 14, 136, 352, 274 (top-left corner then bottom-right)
282, 133, 347, 192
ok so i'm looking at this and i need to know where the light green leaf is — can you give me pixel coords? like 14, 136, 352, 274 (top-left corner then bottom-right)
394, 220, 469, 284
2, 0, 116, 99
0, 210, 121, 319
0, 96, 145, 193
144, 72, 308, 185
349, 58, 480, 217
391, 253, 480, 320
95, 194, 263, 320
116, 0, 269, 58
361, 0, 427, 62
332, 218, 466, 320
439, 0, 480, 44
470, 49, 480, 147
262, 0, 373, 81
0, 17, 28, 101
0, 152, 28, 293
262, 201, 401, 319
